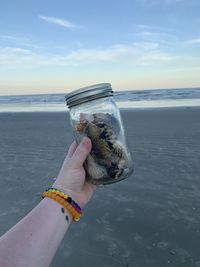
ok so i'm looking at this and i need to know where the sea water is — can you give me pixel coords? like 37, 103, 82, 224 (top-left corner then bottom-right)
0, 88, 200, 112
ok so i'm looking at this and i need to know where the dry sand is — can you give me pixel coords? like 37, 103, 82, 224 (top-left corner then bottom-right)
0, 108, 200, 267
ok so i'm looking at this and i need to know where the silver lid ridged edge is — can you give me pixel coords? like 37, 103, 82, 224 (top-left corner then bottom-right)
65, 83, 113, 108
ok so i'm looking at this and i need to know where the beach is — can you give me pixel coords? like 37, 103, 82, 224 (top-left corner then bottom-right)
0, 108, 200, 267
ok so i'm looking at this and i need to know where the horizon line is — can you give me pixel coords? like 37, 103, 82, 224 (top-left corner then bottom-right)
0, 86, 200, 97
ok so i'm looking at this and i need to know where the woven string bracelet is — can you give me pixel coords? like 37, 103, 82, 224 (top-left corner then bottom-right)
42, 188, 82, 222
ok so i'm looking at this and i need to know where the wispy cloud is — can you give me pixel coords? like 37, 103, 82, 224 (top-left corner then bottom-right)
186, 38, 200, 44
65, 43, 176, 65
132, 24, 177, 46
0, 42, 177, 67
0, 46, 33, 66
135, 24, 160, 30
0, 47, 32, 55
137, 31, 176, 44
0, 34, 40, 49
39, 15, 80, 29
0, 35, 19, 41
136, 0, 187, 6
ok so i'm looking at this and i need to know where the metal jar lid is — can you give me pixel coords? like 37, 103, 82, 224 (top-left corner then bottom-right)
65, 83, 113, 108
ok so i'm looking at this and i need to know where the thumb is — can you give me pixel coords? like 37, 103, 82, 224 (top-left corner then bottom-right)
71, 137, 92, 168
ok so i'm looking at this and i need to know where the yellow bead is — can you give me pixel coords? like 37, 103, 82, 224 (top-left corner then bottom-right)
61, 199, 65, 205
69, 207, 73, 213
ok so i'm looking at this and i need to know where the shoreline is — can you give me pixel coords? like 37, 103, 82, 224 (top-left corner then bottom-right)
0, 104, 200, 114
0, 98, 200, 113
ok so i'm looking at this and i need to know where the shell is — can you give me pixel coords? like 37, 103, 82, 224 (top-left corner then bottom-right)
76, 121, 88, 132
93, 139, 112, 159
111, 140, 126, 159
86, 154, 107, 181
76, 112, 128, 182
93, 113, 120, 133
85, 123, 101, 141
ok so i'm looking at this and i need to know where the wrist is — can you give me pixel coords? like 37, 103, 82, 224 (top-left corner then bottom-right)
43, 187, 83, 221
42, 197, 73, 224
52, 180, 83, 208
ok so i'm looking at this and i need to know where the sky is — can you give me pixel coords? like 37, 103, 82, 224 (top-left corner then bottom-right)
0, 0, 200, 95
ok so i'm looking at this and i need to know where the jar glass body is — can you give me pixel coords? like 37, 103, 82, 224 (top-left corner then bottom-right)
69, 96, 133, 185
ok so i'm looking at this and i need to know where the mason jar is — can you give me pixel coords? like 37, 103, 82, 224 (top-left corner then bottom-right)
65, 83, 133, 185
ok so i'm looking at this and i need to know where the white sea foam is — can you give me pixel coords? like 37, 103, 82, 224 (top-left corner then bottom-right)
0, 98, 200, 113
0, 88, 200, 112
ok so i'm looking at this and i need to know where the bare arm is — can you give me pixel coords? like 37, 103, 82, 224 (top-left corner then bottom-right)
0, 137, 95, 267
0, 198, 72, 267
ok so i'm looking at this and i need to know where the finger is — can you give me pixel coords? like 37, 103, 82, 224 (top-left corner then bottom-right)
66, 141, 77, 159
71, 137, 92, 168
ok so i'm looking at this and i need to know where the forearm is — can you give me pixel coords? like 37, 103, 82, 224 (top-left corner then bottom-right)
0, 138, 94, 267
0, 197, 72, 267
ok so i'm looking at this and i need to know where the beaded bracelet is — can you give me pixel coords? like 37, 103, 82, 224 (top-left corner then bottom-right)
42, 188, 82, 222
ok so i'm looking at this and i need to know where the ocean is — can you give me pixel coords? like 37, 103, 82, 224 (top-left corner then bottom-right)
0, 88, 200, 112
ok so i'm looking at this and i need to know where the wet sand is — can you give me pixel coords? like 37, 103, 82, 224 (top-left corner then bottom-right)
0, 108, 200, 267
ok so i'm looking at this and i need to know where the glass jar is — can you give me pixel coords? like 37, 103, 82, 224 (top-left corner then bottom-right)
65, 83, 133, 185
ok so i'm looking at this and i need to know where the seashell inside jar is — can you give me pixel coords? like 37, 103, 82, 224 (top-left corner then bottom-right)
65, 83, 133, 185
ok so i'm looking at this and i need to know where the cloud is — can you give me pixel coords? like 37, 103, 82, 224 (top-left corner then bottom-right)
135, 24, 160, 30
0, 46, 35, 66
139, 31, 155, 36
0, 47, 32, 55
39, 15, 80, 29
137, 31, 176, 44
0, 42, 176, 67
136, 0, 187, 6
2, 42, 200, 75
82, 44, 174, 65
0, 34, 40, 49
0, 35, 19, 41
186, 38, 200, 44
132, 25, 177, 46
139, 52, 176, 64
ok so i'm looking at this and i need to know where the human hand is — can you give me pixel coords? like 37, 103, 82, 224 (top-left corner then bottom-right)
52, 137, 96, 208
